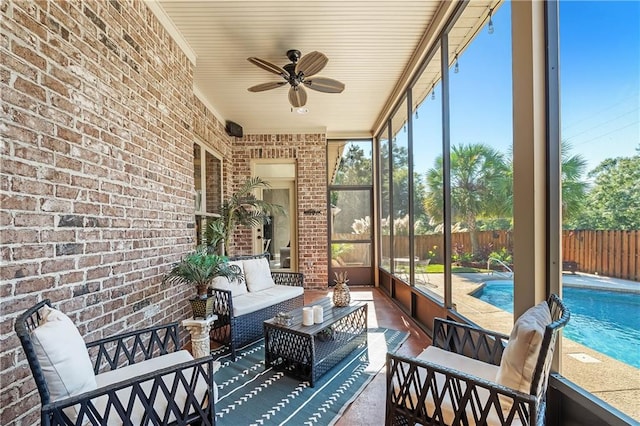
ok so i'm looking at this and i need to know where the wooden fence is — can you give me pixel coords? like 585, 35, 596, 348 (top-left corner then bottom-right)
380, 229, 639, 282
562, 229, 639, 282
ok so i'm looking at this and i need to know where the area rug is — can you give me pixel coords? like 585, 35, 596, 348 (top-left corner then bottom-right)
211, 327, 408, 426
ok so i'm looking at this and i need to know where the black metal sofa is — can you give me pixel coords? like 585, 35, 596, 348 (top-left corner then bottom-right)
16, 299, 217, 426
386, 294, 570, 426
208, 253, 304, 359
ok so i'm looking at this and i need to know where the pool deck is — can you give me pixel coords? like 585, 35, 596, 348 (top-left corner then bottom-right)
413, 271, 640, 421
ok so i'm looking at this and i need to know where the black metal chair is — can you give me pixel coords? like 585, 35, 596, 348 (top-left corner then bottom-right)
16, 300, 217, 426
386, 294, 570, 426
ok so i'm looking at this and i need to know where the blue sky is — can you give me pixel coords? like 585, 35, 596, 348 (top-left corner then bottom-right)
412, 1, 639, 176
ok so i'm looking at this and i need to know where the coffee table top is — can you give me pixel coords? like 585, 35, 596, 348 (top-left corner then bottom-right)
264, 297, 365, 335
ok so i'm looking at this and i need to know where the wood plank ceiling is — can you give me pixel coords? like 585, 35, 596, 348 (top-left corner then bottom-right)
150, 1, 494, 138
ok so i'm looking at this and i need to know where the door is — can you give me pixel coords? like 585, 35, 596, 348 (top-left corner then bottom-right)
327, 139, 374, 286
252, 162, 297, 271
329, 188, 374, 285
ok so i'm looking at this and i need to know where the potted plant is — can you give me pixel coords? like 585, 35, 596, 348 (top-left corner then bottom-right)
205, 177, 284, 255
164, 246, 242, 319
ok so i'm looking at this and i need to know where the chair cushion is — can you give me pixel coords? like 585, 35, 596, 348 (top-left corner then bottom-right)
496, 301, 552, 394
406, 346, 518, 426
242, 257, 276, 292
94, 351, 218, 424
31, 306, 97, 417
210, 260, 248, 297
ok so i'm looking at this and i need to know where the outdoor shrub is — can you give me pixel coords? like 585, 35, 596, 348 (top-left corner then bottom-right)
488, 247, 513, 264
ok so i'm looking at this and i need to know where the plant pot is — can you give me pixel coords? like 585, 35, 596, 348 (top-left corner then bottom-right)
189, 296, 215, 319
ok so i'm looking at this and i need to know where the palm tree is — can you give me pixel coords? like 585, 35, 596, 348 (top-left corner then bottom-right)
560, 142, 588, 224
206, 177, 284, 255
163, 246, 242, 298
501, 142, 587, 225
424, 143, 510, 256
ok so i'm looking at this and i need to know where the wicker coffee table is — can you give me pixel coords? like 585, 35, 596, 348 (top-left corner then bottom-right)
263, 297, 367, 386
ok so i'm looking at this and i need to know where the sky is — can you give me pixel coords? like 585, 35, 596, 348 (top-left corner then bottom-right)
411, 0, 639, 176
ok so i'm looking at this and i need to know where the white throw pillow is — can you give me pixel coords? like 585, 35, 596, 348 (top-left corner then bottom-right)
242, 257, 276, 292
496, 301, 552, 395
31, 306, 97, 415
210, 260, 247, 297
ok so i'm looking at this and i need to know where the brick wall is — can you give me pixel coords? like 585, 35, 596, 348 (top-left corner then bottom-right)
232, 134, 329, 289
0, 1, 199, 424
1, 1, 332, 423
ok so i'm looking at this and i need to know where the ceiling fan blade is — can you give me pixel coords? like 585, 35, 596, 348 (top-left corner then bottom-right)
295, 51, 328, 77
248, 81, 287, 92
304, 77, 345, 93
288, 86, 307, 108
247, 57, 287, 77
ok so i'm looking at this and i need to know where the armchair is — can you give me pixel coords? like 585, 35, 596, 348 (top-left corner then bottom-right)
386, 294, 569, 426
16, 300, 217, 426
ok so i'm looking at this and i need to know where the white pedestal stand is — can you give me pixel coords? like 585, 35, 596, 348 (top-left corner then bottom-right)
182, 316, 218, 359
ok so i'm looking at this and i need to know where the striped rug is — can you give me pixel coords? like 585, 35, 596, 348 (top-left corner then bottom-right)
212, 328, 408, 426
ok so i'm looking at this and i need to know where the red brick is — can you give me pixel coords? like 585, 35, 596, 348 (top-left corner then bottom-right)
13, 75, 46, 101
15, 275, 56, 295
14, 212, 55, 227
10, 175, 54, 196
11, 43, 47, 71
12, 244, 53, 261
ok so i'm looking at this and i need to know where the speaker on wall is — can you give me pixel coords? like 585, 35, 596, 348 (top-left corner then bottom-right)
225, 121, 243, 137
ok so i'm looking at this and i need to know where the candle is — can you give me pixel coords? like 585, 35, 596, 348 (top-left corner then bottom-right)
302, 307, 314, 326
313, 305, 323, 323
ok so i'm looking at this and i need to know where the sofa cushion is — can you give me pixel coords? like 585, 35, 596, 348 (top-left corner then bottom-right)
94, 351, 218, 424
232, 285, 304, 317
242, 257, 276, 292
210, 260, 247, 297
31, 306, 97, 414
496, 301, 552, 395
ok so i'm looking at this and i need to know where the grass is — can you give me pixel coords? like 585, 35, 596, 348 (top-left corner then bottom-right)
398, 264, 489, 274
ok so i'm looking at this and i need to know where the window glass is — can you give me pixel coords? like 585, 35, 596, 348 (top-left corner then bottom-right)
194, 143, 202, 211
379, 127, 391, 271
331, 243, 372, 267
559, 1, 639, 418
331, 190, 371, 240
390, 97, 410, 280
330, 140, 372, 185
413, 46, 444, 300
193, 142, 223, 245
448, 2, 513, 321
204, 150, 221, 214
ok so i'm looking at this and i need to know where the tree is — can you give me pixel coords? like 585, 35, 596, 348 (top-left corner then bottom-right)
333, 143, 372, 186
568, 153, 640, 230
379, 141, 427, 226
331, 143, 373, 235
560, 142, 589, 224
423, 143, 510, 256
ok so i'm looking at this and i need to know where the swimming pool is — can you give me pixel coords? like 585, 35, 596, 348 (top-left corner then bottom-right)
473, 280, 640, 369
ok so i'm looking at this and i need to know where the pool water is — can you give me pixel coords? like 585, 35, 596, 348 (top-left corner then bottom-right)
473, 281, 640, 369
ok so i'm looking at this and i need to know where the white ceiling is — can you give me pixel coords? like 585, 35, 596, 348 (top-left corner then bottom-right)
149, 1, 493, 138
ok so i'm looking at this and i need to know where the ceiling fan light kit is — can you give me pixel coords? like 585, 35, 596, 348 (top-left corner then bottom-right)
248, 49, 345, 108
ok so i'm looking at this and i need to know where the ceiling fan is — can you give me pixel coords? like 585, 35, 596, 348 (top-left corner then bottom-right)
247, 49, 345, 108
